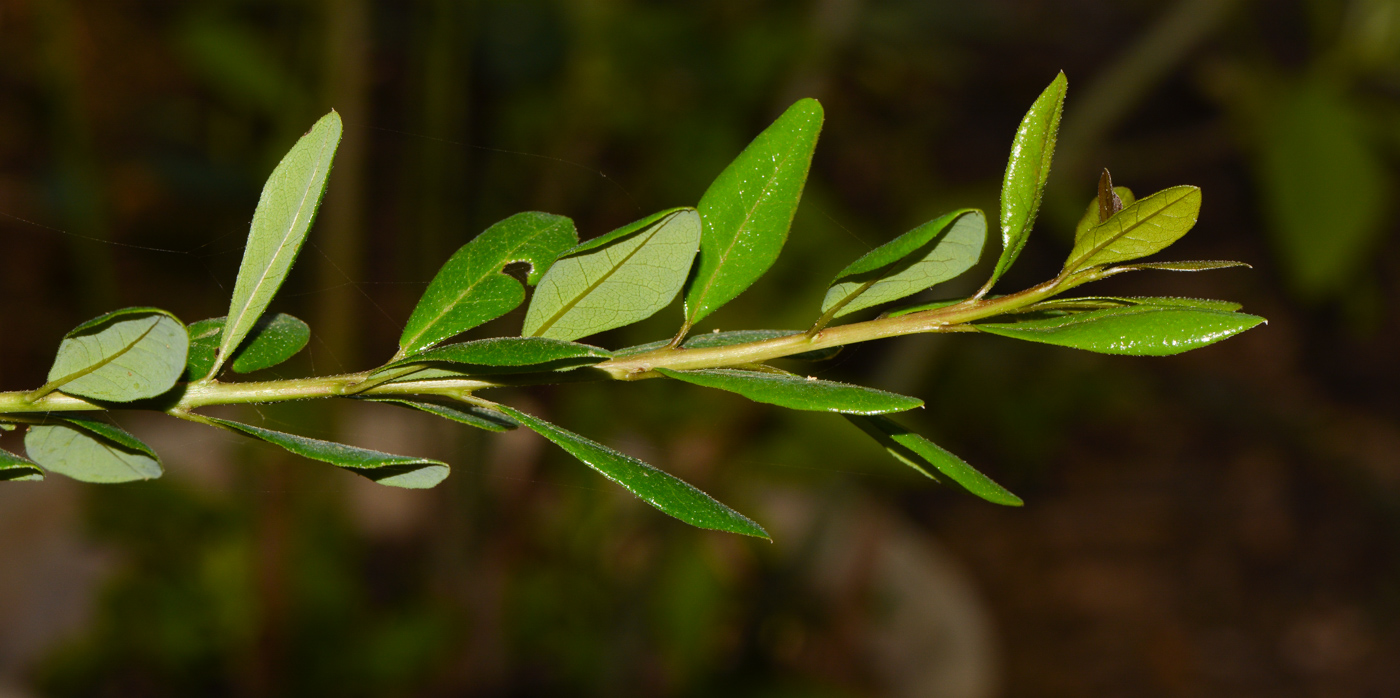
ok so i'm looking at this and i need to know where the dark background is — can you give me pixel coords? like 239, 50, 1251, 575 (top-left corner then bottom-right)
2, 0, 1399, 696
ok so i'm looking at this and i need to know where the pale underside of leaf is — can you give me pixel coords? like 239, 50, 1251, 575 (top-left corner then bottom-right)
206, 416, 448, 489
0, 449, 44, 482
821, 209, 985, 319
47, 311, 188, 402
25, 420, 162, 483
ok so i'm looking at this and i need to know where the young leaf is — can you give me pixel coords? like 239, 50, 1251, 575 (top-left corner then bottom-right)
204, 416, 448, 489
1063, 186, 1202, 272
1028, 296, 1243, 313
523, 209, 702, 341
25, 416, 163, 483
976, 305, 1265, 356
363, 399, 519, 432
399, 212, 577, 357
217, 111, 341, 376
496, 405, 769, 539
184, 313, 311, 380
615, 329, 839, 361
1073, 186, 1135, 246
654, 368, 923, 415
984, 72, 1067, 294
0, 448, 44, 482
883, 297, 970, 319
1116, 260, 1250, 272
821, 209, 985, 319
381, 337, 610, 371
685, 99, 824, 326
846, 415, 1022, 506
42, 308, 188, 402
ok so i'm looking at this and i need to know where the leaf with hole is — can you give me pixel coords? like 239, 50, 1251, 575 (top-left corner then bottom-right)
524, 209, 701, 341
976, 305, 1264, 356
399, 212, 577, 356
497, 405, 768, 539
184, 313, 310, 380
205, 416, 448, 489
685, 99, 824, 326
218, 111, 340, 376
0, 448, 43, 482
822, 209, 985, 319
25, 416, 163, 483
986, 72, 1067, 293
44, 307, 188, 402
655, 368, 922, 415
846, 415, 1021, 506
1063, 186, 1201, 272
364, 399, 518, 432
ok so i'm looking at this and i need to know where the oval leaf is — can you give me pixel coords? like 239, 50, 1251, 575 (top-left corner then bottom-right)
986, 72, 1067, 293
846, 415, 1022, 506
205, 416, 448, 489
382, 337, 609, 371
25, 417, 163, 483
685, 99, 824, 325
0, 448, 44, 482
1064, 186, 1202, 272
399, 212, 578, 356
184, 313, 311, 379
524, 209, 702, 341
45, 308, 188, 402
1072, 186, 1135, 246
496, 405, 769, 539
217, 111, 341, 376
654, 368, 922, 415
976, 305, 1265, 356
363, 399, 519, 433
821, 209, 985, 319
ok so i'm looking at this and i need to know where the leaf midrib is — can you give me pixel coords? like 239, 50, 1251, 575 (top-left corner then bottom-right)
37, 317, 163, 398
1066, 188, 1194, 271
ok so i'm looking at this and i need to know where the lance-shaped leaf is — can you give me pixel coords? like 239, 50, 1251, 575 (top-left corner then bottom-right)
976, 305, 1264, 356
654, 368, 922, 415
1114, 260, 1250, 272
846, 415, 1022, 506
821, 209, 985, 319
381, 337, 609, 371
685, 99, 824, 326
496, 405, 768, 539
1028, 296, 1243, 313
524, 209, 701, 341
363, 399, 518, 432
0, 448, 44, 482
184, 313, 310, 380
615, 329, 839, 361
216, 111, 341, 376
1072, 186, 1135, 246
399, 212, 577, 357
25, 416, 163, 483
204, 416, 448, 489
43, 307, 188, 402
1063, 186, 1201, 272
985, 72, 1067, 294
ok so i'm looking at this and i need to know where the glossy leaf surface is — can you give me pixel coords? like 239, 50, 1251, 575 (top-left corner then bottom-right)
524, 209, 701, 341
846, 415, 1022, 506
366, 399, 518, 432
822, 209, 985, 318
1029, 296, 1243, 313
987, 72, 1067, 292
47, 308, 188, 402
0, 448, 43, 482
1064, 186, 1201, 272
1073, 186, 1134, 246
184, 313, 311, 379
498, 405, 769, 539
685, 99, 824, 325
383, 337, 609, 370
25, 417, 163, 483
399, 212, 577, 356
219, 111, 340, 375
207, 416, 448, 489
654, 368, 922, 415
977, 305, 1264, 356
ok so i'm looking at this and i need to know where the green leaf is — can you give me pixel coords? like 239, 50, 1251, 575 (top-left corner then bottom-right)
846, 415, 1022, 506
496, 405, 768, 539
614, 329, 839, 361
204, 416, 448, 489
685, 99, 825, 325
1063, 186, 1202, 272
883, 298, 970, 319
986, 72, 1067, 293
44, 308, 188, 402
0, 448, 44, 482
217, 111, 341, 376
399, 212, 577, 356
654, 368, 922, 415
524, 209, 702, 341
1119, 260, 1251, 272
25, 416, 163, 483
976, 305, 1265, 356
381, 337, 609, 371
1028, 296, 1243, 313
1072, 186, 1135, 246
183, 318, 224, 381
821, 209, 985, 319
184, 313, 311, 379
363, 399, 519, 432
